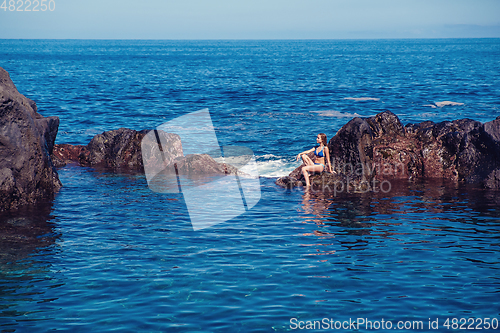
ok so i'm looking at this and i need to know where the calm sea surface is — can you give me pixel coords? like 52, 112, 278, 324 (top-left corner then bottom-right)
0, 39, 499, 332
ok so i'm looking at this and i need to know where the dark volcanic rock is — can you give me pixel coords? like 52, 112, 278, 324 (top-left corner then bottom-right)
366, 110, 405, 138
275, 176, 304, 189
174, 154, 239, 175
329, 116, 375, 182
51, 144, 88, 167
278, 110, 500, 190
140, 129, 184, 173
403, 118, 500, 186
52, 128, 238, 178
59, 128, 184, 172
0, 67, 61, 211
80, 128, 151, 170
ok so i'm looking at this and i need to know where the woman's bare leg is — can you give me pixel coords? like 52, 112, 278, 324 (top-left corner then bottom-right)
301, 154, 314, 166
302, 167, 311, 187
302, 164, 325, 187
301, 154, 314, 187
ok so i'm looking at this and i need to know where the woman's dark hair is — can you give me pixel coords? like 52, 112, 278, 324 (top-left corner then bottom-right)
318, 133, 327, 146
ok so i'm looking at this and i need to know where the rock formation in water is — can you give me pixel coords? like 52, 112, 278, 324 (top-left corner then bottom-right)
277, 110, 500, 190
82, 128, 153, 170
0, 67, 62, 211
52, 128, 238, 176
52, 129, 176, 170
51, 144, 88, 168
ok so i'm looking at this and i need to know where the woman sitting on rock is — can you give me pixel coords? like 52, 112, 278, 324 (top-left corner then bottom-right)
296, 133, 334, 187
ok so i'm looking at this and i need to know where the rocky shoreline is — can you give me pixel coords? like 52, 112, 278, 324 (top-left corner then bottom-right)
1, 66, 499, 211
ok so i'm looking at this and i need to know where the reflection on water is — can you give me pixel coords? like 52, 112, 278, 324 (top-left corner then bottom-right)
297, 179, 500, 316
300, 178, 500, 235
0, 203, 59, 327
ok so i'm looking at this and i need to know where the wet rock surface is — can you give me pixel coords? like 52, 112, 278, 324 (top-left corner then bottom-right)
174, 154, 239, 176
81, 128, 151, 170
51, 144, 88, 167
0, 67, 61, 211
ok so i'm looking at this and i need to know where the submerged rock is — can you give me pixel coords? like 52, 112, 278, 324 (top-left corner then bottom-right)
0, 67, 61, 211
278, 110, 500, 190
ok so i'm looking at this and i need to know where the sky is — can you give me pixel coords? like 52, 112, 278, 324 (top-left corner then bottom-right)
1, 0, 499, 39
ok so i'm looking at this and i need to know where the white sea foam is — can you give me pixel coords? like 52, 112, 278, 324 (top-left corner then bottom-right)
434, 101, 464, 107
423, 101, 464, 108
310, 110, 360, 118
254, 154, 300, 178
344, 97, 380, 101
414, 112, 459, 120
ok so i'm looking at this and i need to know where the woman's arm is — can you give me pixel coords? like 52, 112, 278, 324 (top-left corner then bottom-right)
324, 146, 334, 173
296, 147, 315, 161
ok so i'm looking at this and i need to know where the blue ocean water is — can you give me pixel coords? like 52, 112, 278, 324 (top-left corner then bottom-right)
1, 39, 500, 332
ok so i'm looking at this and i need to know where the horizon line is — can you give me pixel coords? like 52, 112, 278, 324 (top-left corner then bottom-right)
1, 37, 500, 41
